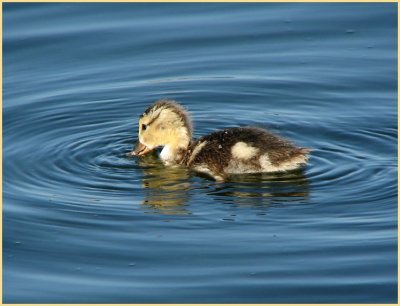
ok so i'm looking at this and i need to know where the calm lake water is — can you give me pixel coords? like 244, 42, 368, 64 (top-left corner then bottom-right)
3, 3, 397, 303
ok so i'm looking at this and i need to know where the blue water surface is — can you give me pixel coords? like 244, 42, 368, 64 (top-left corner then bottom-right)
3, 3, 397, 303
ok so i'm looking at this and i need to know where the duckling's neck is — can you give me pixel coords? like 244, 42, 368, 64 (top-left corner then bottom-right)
159, 133, 190, 165
160, 143, 188, 165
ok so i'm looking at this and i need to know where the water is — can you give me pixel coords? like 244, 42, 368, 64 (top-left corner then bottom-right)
3, 3, 397, 303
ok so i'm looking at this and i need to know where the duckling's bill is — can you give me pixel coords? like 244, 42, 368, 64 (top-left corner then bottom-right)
129, 141, 154, 157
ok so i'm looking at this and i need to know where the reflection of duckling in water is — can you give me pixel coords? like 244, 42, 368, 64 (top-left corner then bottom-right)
138, 154, 310, 215
128, 99, 310, 181
211, 170, 310, 202
137, 154, 191, 215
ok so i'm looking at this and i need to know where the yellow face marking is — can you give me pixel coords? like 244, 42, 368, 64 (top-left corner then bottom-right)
137, 111, 172, 148
136, 104, 191, 151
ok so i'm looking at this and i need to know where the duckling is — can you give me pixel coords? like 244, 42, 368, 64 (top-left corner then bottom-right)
128, 99, 310, 181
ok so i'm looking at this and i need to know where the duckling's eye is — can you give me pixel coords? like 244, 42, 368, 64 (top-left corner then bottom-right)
141, 124, 147, 131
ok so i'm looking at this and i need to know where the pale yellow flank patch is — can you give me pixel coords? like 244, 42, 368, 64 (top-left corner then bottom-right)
188, 141, 207, 165
231, 142, 259, 160
193, 164, 224, 182
259, 154, 272, 169
259, 153, 308, 172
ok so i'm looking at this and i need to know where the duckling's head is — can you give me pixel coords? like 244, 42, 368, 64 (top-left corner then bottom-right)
130, 99, 192, 157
